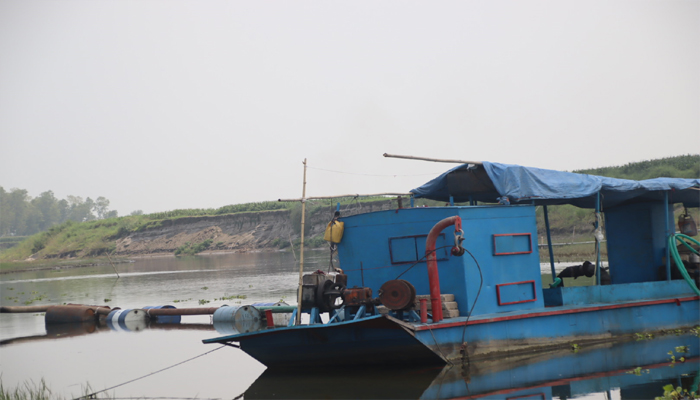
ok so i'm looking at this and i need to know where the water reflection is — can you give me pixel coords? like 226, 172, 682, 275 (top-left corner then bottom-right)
0, 320, 215, 346
247, 333, 699, 400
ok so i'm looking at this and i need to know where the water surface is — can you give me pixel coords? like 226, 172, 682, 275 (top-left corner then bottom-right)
1, 251, 696, 399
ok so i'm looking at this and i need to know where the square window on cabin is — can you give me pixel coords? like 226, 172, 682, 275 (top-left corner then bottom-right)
389, 234, 448, 264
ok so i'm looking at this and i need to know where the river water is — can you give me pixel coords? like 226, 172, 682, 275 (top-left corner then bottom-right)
0, 251, 697, 399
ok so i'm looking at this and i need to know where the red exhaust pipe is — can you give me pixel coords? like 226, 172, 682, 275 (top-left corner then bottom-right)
426, 215, 462, 323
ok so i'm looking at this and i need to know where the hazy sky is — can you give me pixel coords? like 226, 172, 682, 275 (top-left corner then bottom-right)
1, 1, 698, 215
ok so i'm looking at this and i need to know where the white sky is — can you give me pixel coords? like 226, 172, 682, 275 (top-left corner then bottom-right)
1, 1, 698, 215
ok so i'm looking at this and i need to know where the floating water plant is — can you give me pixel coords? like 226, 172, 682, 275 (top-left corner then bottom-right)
173, 298, 192, 303
656, 384, 697, 400
219, 294, 247, 301
626, 366, 649, 375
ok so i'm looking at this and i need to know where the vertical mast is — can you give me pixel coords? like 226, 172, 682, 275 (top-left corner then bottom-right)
295, 159, 308, 325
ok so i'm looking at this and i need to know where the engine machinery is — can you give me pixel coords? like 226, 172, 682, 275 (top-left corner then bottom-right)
299, 271, 418, 318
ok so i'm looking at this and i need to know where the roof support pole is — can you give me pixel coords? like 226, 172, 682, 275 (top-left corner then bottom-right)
664, 191, 671, 281
543, 206, 557, 280
595, 192, 601, 286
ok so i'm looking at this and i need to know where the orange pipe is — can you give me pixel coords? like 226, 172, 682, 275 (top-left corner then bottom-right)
426, 215, 461, 322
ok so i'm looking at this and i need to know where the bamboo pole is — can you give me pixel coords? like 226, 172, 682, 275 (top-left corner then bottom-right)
295, 159, 308, 326
279, 192, 412, 202
383, 153, 482, 165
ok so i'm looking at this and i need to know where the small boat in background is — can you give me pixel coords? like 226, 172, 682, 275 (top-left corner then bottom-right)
204, 158, 700, 369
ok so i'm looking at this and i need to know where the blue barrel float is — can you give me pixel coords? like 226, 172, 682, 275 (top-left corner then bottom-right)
106, 309, 148, 332
213, 305, 263, 335
143, 305, 181, 324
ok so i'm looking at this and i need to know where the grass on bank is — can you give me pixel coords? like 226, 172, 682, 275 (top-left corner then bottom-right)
0, 379, 111, 400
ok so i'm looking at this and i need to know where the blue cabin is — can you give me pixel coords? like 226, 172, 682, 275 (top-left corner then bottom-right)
337, 161, 700, 321
338, 205, 544, 317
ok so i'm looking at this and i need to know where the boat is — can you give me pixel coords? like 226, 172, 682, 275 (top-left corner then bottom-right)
203, 159, 700, 369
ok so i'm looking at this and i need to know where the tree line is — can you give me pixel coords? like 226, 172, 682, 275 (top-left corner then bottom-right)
0, 187, 119, 237
574, 154, 699, 180
1, 155, 697, 242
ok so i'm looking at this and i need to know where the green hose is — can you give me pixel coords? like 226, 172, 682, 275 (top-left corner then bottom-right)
549, 277, 562, 289
667, 233, 700, 297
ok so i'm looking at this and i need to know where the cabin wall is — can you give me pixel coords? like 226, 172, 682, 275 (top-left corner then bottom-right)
604, 202, 674, 284
337, 205, 543, 317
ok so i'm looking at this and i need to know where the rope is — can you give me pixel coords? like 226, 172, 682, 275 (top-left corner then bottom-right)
395, 246, 453, 280
74, 345, 227, 400
460, 248, 484, 348
428, 324, 452, 366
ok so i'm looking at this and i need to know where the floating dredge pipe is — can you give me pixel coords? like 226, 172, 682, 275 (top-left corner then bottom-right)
66, 304, 112, 315
1, 305, 52, 313
2, 304, 295, 316
1, 304, 111, 315
45, 306, 96, 324
143, 306, 295, 316
426, 215, 462, 323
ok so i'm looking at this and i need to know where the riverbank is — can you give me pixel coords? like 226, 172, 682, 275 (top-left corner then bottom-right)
0, 256, 133, 275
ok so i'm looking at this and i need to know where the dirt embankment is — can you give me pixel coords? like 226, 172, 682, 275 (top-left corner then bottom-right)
114, 200, 397, 256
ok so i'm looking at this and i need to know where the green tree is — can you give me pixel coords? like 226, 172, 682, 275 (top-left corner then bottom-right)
94, 196, 110, 219
66, 195, 96, 222
31, 191, 61, 231
1, 188, 31, 235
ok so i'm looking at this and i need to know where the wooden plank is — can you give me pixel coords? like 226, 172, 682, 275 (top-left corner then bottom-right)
415, 301, 459, 311
443, 309, 460, 318
415, 294, 455, 302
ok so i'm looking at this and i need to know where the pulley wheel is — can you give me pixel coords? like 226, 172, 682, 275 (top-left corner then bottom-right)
379, 279, 416, 311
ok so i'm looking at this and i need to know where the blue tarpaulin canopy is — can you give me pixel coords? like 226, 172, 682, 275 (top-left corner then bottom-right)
411, 162, 700, 208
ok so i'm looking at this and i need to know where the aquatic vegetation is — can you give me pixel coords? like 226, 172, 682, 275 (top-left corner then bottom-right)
218, 294, 247, 301
172, 298, 192, 303
656, 384, 698, 400
635, 332, 655, 340
626, 366, 650, 375
667, 346, 690, 364
198, 299, 210, 305
675, 345, 689, 353
103, 298, 112, 303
